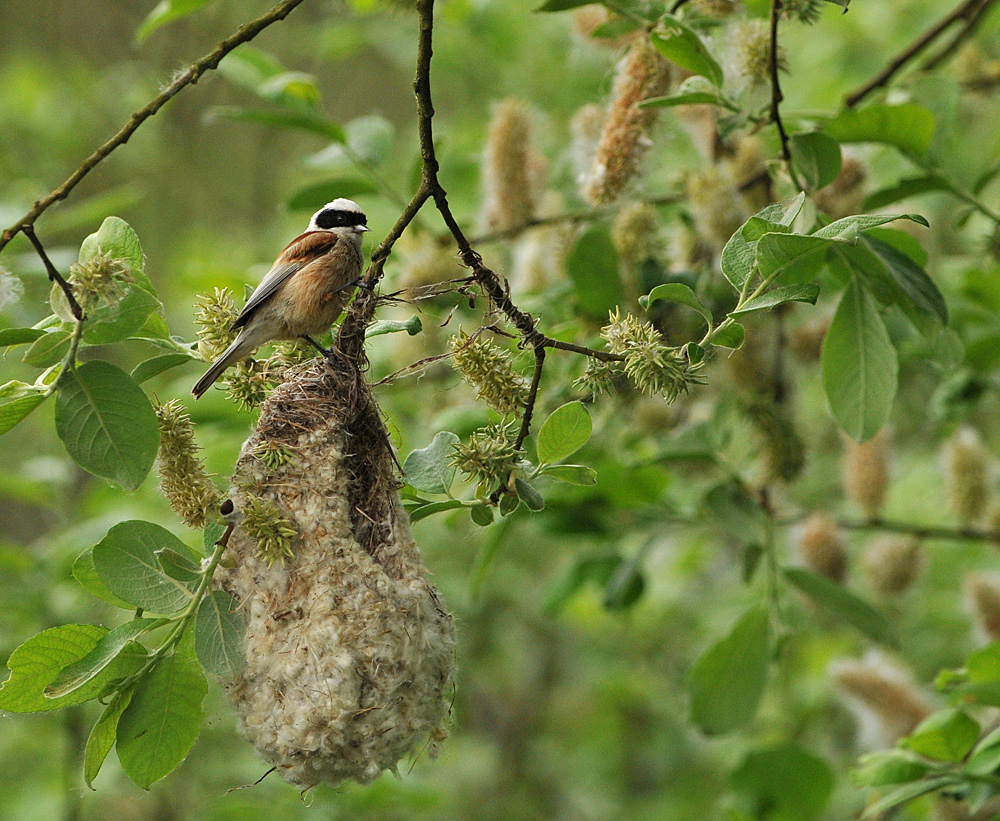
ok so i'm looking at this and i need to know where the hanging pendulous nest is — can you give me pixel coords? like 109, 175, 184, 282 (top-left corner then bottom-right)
214, 354, 456, 789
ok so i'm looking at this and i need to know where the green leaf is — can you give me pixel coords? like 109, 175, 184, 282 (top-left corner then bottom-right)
853, 751, 929, 787
863, 236, 947, 325
730, 283, 820, 316
514, 477, 545, 511
792, 131, 843, 190
730, 743, 834, 821
968, 643, 1000, 683
863, 175, 949, 211
367, 315, 422, 337
567, 227, 623, 319
784, 567, 898, 646
93, 521, 199, 614
536, 401, 592, 464
651, 16, 723, 87
689, 606, 770, 735
742, 217, 791, 242
116, 651, 207, 789
640, 282, 712, 327
407, 499, 466, 523
85, 689, 134, 788
131, 353, 197, 385
155, 548, 201, 584
286, 177, 379, 211
22, 328, 71, 367
83, 287, 160, 346
824, 103, 936, 157
721, 229, 757, 291
72, 548, 135, 609
45, 619, 155, 699
702, 481, 769, 545
862, 777, 959, 818
208, 107, 345, 144
905, 708, 980, 763
0, 624, 144, 713
967, 725, 1000, 776
712, 322, 745, 349
54, 360, 160, 491
542, 464, 598, 485
813, 212, 928, 241
544, 553, 622, 615
470, 504, 494, 527
720, 194, 808, 290
195, 591, 245, 678
0, 327, 46, 348
821, 278, 898, 441
533, 0, 594, 10
602, 556, 645, 610
757, 233, 834, 284
639, 91, 729, 109
403, 431, 460, 495
0, 381, 49, 436
136, 0, 214, 43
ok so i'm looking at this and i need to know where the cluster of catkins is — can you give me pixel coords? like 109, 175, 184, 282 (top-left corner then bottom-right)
789, 427, 1000, 770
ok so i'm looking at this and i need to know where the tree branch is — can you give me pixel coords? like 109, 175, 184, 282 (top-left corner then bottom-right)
22, 226, 84, 321
0, 0, 310, 254
844, 0, 992, 109
921, 0, 999, 72
768, 0, 802, 191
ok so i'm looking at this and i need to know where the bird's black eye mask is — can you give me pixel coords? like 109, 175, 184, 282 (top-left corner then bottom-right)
315, 209, 368, 229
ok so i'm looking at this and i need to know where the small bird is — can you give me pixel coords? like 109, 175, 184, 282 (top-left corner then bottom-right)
192, 198, 370, 399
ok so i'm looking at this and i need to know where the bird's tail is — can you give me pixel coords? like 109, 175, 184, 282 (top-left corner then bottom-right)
192, 334, 254, 399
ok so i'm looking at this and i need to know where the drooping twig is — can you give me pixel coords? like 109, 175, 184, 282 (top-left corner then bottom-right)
22, 226, 84, 321
768, 0, 802, 191
514, 346, 546, 452
844, 0, 993, 108
0, 0, 310, 254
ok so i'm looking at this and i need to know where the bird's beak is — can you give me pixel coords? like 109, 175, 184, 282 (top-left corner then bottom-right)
355, 225, 371, 233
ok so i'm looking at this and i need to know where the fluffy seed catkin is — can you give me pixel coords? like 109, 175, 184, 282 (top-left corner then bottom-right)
481, 99, 538, 234
843, 430, 889, 520
862, 536, 922, 596
215, 361, 456, 788
584, 37, 672, 205
795, 514, 848, 584
831, 653, 931, 749
944, 427, 991, 525
966, 574, 1000, 643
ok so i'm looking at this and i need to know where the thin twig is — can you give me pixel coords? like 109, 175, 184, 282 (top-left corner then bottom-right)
467, 193, 680, 246
845, 0, 992, 108
22, 226, 84, 321
514, 346, 545, 452
768, 0, 802, 191
921, 0, 999, 71
780, 514, 1000, 545
0, 0, 310, 253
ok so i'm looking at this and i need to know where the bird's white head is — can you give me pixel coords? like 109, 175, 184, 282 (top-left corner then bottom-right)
307, 199, 371, 240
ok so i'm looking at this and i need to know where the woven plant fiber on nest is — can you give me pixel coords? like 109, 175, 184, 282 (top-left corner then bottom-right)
215, 358, 456, 788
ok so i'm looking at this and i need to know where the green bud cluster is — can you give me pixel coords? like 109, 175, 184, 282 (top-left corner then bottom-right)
449, 331, 529, 416
225, 359, 275, 412
194, 287, 238, 361
68, 249, 132, 314
153, 399, 222, 529
734, 20, 786, 85
451, 423, 522, 495
251, 440, 297, 470
241, 493, 298, 567
579, 310, 702, 401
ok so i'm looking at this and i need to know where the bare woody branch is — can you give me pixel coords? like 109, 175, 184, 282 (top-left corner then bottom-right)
0, 0, 310, 254
23, 226, 84, 321
769, 0, 802, 191
845, 0, 995, 108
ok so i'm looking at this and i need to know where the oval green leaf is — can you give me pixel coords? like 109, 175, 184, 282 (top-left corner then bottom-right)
55, 360, 160, 490
536, 401, 592, 464
403, 431, 460, 495
195, 591, 246, 678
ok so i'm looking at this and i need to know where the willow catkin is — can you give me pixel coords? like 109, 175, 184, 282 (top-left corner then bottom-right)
215, 361, 456, 788
966, 574, 1000, 644
583, 37, 672, 206
795, 513, 848, 584
944, 427, 991, 526
831, 653, 931, 750
843, 430, 889, 520
481, 99, 538, 234
862, 536, 923, 596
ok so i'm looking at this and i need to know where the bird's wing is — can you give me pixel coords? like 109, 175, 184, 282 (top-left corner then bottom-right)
231, 231, 340, 330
